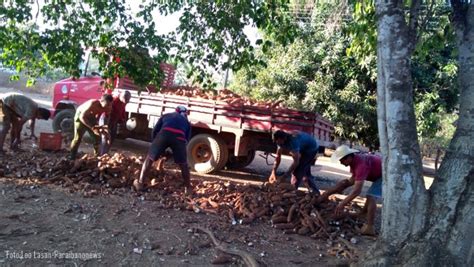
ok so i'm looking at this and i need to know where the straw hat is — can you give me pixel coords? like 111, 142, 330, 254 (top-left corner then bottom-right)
331, 145, 359, 162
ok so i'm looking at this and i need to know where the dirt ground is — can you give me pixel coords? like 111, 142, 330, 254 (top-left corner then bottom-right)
0, 145, 377, 267
0, 77, 425, 266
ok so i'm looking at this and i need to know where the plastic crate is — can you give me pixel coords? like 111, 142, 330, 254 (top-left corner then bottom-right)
39, 133, 62, 151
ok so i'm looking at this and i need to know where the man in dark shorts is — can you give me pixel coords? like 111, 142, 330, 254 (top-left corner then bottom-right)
269, 130, 320, 194
100, 90, 131, 154
134, 105, 192, 193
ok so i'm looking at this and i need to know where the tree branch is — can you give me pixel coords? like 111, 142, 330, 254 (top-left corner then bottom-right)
35, 0, 40, 23
450, 0, 469, 33
192, 226, 259, 267
415, 0, 436, 44
408, 0, 422, 47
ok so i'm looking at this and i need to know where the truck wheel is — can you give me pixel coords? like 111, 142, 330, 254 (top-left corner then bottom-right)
53, 109, 75, 134
215, 137, 229, 170
226, 150, 256, 169
187, 134, 228, 174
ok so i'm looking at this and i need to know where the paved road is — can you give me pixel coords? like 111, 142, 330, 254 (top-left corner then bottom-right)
0, 86, 435, 192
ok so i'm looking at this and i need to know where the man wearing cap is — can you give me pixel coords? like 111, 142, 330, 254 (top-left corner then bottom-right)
100, 90, 131, 154
0, 92, 51, 155
317, 145, 382, 236
134, 106, 192, 194
269, 130, 320, 194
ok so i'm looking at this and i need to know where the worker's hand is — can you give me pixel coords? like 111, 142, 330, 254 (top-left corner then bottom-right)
290, 174, 297, 185
268, 172, 277, 184
92, 126, 101, 136
335, 203, 346, 216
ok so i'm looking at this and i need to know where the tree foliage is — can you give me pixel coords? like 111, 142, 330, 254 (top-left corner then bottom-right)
231, 0, 458, 149
0, 1, 297, 88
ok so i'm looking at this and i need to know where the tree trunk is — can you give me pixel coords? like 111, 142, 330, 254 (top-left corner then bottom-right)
375, 0, 427, 250
365, 1, 474, 266
434, 147, 441, 171
424, 1, 474, 264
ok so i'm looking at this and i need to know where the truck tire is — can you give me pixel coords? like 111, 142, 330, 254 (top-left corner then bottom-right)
53, 109, 75, 134
226, 149, 256, 169
187, 134, 228, 174
215, 137, 229, 171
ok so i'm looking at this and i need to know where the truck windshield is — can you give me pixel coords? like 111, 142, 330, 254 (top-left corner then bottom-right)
79, 53, 102, 77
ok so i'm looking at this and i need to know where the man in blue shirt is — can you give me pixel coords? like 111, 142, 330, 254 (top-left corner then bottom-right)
134, 106, 192, 194
269, 130, 320, 194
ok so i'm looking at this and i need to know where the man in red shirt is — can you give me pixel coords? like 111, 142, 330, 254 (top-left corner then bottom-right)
317, 145, 382, 236
101, 90, 131, 154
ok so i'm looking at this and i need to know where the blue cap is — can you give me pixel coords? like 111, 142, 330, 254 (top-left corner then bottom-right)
176, 105, 187, 113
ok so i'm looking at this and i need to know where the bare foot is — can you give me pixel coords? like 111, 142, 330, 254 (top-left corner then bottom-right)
133, 179, 146, 192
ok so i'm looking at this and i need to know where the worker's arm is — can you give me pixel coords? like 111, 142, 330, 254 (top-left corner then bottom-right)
284, 150, 300, 178
105, 105, 112, 125
185, 123, 191, 142
79, 102, 98, 132
29, 118, 37, 139
319, 176, 355, 202
79, 114, 98, 133
101, 106, 111, 126
118, 103, 127, 124
269, 148, 283, 182
335, 180, 364, 215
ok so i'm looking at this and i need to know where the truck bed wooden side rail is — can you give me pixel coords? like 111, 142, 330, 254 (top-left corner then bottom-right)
126, 91, 334, 144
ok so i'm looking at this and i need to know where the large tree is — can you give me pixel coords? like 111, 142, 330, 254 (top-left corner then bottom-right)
368, 0, 473, 265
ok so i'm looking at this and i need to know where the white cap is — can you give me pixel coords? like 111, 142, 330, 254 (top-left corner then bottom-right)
331, 145, 359, 162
